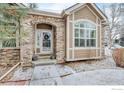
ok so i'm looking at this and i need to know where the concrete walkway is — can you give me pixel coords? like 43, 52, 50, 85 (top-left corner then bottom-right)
29, 64, 124, 85
1, 57, 124, 85
29, 64, 75, 85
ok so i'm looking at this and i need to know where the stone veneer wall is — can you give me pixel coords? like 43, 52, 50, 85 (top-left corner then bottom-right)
0, 48, 20, 66
20, 16, 33, 66
20, 14, 65, 64
31, 15, 65, 63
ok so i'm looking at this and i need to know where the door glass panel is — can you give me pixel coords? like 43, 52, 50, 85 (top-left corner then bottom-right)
42, 32, 51, 51
37, 32, 40, 47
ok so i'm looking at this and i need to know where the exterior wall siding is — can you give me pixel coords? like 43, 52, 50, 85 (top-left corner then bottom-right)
69, 22, 73, 48
74, 6, 96, 23
74, 49, 96, 59
67, 5, 104, 61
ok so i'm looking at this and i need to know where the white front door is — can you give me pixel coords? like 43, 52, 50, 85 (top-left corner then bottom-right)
36, 30, 53, 54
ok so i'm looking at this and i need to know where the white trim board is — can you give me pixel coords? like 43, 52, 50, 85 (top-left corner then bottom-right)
66, 56, 102, 61
66, 16, 70, 60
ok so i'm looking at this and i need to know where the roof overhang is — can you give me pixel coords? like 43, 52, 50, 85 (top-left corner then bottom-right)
28, 9, 62, 18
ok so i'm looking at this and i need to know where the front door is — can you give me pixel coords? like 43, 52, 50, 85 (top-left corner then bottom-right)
36, 30, 53, 54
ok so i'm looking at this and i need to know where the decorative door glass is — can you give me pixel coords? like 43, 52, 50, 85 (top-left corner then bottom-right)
42, 32, 51, 51
36, 31, 52, 54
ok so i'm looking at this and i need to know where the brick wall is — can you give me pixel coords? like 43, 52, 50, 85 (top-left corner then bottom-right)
0, 48, 20, 66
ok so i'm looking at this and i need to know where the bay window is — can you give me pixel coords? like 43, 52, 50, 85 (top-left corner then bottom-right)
74, 20, 96, 48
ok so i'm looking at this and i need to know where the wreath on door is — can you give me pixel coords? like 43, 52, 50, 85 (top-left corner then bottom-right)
44, 34, 49, 40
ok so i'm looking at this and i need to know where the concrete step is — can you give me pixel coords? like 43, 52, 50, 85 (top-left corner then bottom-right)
32, 59, 57, 66
38, 56, 51, 59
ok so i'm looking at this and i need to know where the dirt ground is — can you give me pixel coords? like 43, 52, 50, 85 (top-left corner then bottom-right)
0, 66, 12, 77
64, 56, 124, 72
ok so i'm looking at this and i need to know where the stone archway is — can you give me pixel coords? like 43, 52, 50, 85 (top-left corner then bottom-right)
34, 23, 56, 58
20, 14, 65, 66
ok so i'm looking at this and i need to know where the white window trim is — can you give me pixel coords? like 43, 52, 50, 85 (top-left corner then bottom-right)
66, 16, 70, 60
74, 19, 97, 48
74, 19, 96, 25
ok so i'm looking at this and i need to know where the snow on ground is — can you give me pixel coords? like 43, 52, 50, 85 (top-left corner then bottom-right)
61, 69, 124, 85
105, 47, 112, 56
29, 56, 124, 85
1, 50, 124, 85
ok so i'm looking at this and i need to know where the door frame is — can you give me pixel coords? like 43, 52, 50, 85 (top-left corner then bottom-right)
35, 29, 53, 54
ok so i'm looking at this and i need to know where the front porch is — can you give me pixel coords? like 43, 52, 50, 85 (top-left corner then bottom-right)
20, 14, 65, 66
33, 23, 57, 60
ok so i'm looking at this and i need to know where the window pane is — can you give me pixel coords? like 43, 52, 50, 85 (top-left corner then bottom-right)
83, 21, 87, 28
2, 38, 16, 48
80, 29, 85, 38
0, 41, 2, 48
75, 39, 79, 47
80, 23, 84, 28
75, 29, 79, 37
86, 39, 90, 47
90, 24, 96, 29
91, 39, 96, 47
86, 30, 89, 38
86, 22, 90, 28
90, 30, 96, 38
75, 23, 79, 27
80, 39, 85, 47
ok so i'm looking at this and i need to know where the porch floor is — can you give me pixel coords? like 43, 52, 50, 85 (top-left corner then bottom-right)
32, 59, 57, 66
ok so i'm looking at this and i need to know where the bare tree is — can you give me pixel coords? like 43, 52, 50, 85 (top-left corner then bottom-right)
107, 3, 121, 48
28, 3, 38, 9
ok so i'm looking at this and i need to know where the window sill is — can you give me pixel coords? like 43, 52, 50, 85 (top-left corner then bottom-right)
74, 47, 100, 49
0, 47, 20, 49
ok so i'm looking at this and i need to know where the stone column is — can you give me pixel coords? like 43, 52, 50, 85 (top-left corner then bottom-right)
56, 23, 65, 63
20, 18, 33, 67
